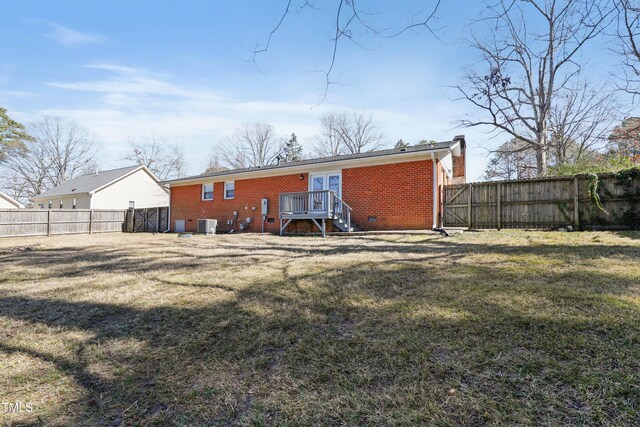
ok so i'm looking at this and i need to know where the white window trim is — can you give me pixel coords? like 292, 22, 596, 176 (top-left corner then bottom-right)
202, 183, 214, 201
224, 181, 235, 199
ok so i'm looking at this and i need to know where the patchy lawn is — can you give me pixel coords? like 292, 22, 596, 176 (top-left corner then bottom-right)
0, 230, 639, 426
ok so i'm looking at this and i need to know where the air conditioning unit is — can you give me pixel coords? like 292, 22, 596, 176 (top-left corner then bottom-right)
197, 219, 217, 235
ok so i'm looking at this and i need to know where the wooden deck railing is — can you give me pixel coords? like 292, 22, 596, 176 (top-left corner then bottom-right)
279, 190, 352, 235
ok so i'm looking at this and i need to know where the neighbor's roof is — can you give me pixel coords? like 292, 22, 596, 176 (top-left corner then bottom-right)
0, 190, 24, 208
35, 165, 146, 199
164, 137, 465, 185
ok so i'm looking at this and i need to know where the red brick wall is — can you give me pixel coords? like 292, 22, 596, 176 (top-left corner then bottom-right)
170, 173, 308, 233
342, 159, 434, 230
453, 152, 465, 180
170, 159, 437, 233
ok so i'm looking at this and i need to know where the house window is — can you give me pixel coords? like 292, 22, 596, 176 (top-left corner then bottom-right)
224, 181, 235, 199
202, 184, 213, 201
129, 201, 135, 209
72, 198, 77, 209
48, 201, 52, 209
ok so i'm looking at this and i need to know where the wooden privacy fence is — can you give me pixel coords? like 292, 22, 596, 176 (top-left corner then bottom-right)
124, 207, 169, 233
0, 209, 126, 238
443, 173, 640, 230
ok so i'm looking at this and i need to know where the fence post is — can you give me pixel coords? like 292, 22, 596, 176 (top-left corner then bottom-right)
573, 176, 580, 229
125, 209, 136, 233
89, 210, 93, 234
47, 210, 52, 236
467, 183, 472, 229
496, 182, 502, 230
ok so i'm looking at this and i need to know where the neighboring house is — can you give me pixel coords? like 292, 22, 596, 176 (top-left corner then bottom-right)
33, 165, 169, 210
164, 136, 466, 234
0, 190, 24, 209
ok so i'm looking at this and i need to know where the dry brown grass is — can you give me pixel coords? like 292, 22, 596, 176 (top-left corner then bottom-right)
0, 230, 639, 426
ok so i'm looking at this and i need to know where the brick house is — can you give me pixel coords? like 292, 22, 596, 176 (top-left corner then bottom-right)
164, 136, 466, 234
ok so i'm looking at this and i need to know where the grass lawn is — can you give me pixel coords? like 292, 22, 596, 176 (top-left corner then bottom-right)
0, 230, 639, 426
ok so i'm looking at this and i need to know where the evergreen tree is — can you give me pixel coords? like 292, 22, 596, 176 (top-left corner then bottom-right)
394, 139, 409, 148
0, 107, 31, 162
283, 133, 303, 162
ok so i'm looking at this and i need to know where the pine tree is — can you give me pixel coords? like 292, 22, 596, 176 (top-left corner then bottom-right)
0, 107, 31, 162
394, 139, 409, 148
283, 133, 303, 162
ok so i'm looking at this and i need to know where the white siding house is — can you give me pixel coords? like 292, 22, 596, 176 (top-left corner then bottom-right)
0, 191, 24, 209
33, 165, 169, 210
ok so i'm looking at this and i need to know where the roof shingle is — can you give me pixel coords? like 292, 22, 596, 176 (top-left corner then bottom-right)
164, 139, 460, 184
35, 165, 143, 199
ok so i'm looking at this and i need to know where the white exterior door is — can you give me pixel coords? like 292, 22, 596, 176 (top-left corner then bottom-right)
309, 172, 342, 196
309, 172, 341, 212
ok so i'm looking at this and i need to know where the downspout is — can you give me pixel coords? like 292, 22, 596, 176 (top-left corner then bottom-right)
432, 153, 438, 229
164, 185, 171, 233
431, 153, 449, 236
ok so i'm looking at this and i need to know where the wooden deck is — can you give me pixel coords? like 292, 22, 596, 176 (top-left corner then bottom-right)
279, 190, 352, 236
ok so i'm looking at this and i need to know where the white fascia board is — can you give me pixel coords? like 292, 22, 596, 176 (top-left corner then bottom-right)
0, 192, 24, 208
450, 141, 462, 157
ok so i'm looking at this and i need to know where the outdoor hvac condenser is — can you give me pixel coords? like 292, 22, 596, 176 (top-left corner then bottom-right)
197, 219, 217, 235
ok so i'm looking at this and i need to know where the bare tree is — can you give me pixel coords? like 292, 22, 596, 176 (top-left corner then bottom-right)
548, 81, 618, 165
124, 136, 186, 180
217, 123, 284, 169
314, 111, 384, 157
253, 1, 441, 101
34, 117, 98, 186
203, 154, 229, 174
615, 0, 640, 96
1, 140, 51, 201
458, 0, 613, 176
313, 113, 344, 157
0, 117, 98, 202
484, 139, 538, 181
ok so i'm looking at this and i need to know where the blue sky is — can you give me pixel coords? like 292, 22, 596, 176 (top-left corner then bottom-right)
0, 1, 622, 180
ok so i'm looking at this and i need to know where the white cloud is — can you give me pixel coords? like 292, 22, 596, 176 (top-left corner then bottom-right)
0, 90, 34, 98
36, 63, 490, 178
38, 21, 107, 47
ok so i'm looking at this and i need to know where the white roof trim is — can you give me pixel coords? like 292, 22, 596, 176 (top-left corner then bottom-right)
451, 141, 462, 157
0, 191, 25, 208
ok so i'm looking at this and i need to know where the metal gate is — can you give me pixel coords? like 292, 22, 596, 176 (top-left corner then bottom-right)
126, 207, 168, 233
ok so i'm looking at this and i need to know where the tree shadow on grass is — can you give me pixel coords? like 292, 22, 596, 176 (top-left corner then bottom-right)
0, 243, 639, 425
2, 233, 640, 288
